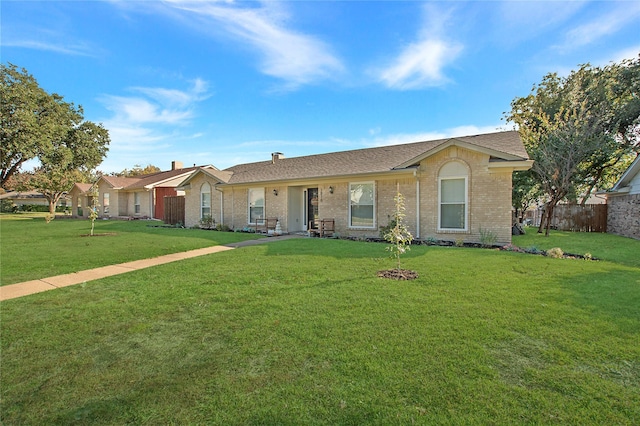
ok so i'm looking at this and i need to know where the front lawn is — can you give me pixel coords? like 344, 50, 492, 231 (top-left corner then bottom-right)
0, 214, 262, 285
1, 229, 639, 424
513, 226, 640, 268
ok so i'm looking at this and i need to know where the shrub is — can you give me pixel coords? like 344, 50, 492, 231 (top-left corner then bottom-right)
455, 238, 465, 247
199, 215, 215, 229
379, 216, 397, 238
525, 246, 544, 255
1, 199, 17, 213
546, 247, 564, 259
425, 237, 438, 245
479, 227, 498, 247
215, 223, 231, 232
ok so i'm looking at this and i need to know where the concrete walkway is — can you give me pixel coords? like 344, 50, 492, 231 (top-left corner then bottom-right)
0, 234, 302, 302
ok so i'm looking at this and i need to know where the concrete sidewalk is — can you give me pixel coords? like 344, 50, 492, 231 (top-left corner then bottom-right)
0, 234, 302, 302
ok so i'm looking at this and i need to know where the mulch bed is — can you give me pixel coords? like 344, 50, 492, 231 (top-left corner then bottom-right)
377, 269, 419, 280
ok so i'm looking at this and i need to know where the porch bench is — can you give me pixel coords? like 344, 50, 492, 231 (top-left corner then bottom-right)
319, 218, 335, 237
254, 217, 278, 234
309, 219, 335, 237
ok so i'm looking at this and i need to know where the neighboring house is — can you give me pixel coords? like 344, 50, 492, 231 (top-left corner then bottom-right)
0, 190, 69, 209
605, 155, 640, 240
69, 183, 93, 217
178, 131, 533, 244
78, 162, 205, 220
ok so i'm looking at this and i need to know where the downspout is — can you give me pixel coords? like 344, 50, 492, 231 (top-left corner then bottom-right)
414, 169, 420, 239
214, 185, 224, 225
151, 188, 156, 219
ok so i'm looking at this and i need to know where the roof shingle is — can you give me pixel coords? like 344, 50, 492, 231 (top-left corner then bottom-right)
223, 131, 527, 184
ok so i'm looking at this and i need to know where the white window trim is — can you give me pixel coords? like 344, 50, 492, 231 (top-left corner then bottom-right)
248, 187, 265, 225
437, 176, 468, 232
103, 192, 110, 214
348, 181, 376, 229
134, 192, 141, 214
201, 183, 211, 219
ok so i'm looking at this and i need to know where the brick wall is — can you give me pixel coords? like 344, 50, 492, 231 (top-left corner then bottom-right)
607, 194, 640, 240
183, 145, 516, 243
419, 146, 513, 244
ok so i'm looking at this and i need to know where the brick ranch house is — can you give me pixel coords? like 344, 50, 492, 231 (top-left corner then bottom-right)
605, 154, 640, 240
178, 131, 533, 244
70, 162, 200, 220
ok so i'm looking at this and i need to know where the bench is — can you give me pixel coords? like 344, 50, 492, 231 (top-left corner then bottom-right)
309, 218, 335, 237
319, 218, 335, 237
254, 217, 278, 234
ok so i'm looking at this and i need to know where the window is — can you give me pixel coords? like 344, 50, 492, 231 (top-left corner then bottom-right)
201, 183, 211, 218
103, 193, 110, 214
134, 193, 141, 214
248, 188, 264, 224
349, 182, 375, 228
438, 162, 468, 231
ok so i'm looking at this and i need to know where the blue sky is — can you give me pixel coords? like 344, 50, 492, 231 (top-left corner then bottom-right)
3, 1, 640, 173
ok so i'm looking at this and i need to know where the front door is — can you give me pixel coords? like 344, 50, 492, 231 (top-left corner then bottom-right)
307, 188, 319, 229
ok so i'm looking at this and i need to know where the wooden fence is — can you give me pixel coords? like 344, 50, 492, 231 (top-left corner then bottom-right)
163, 196, 185, 226
549, 204, 608, 232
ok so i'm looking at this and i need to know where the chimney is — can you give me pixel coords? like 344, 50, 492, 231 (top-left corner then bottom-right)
171, 161, 183, 170
271, 152, 284, 163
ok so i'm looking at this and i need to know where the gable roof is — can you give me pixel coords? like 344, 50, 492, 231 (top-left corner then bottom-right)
97, 166, 210, 190
610, 154, 640, 192
221, 131, 529, 185
178, 167, 234, 187
70, 183, 93, 195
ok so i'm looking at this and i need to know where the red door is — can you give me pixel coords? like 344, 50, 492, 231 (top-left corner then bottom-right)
154, 187, 177, 219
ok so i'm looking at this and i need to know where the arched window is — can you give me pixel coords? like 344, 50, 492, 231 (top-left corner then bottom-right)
438, 161, 468, 231
201, 183, 211, 218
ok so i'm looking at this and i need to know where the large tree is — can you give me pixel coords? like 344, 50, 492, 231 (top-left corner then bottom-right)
0, 63, 109, 190
114, 164, 161, 177
506, 56, 640, 234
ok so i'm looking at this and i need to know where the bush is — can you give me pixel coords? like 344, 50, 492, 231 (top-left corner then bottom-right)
546, 247, 564, 259
215, 223, 231, 232
479, 227, 498, 247
1, 199, 17, 213
199, 215, 215, 229
379, 217, 397, 238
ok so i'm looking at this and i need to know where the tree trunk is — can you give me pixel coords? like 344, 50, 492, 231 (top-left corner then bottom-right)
44, 192, 63, 216
544, 203, 554, 236
537, 207, 547, 234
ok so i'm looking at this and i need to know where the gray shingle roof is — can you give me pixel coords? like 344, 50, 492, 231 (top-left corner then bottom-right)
99, 167, 203, 190
223, 131, 528, 184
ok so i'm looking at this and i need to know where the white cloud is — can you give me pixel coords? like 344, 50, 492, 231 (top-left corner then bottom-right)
367, 125, 503, 147
158, 1, 344, 89
557, 2, 640, 51
96, 79, 211, 171
495, 1, 585, 46
2, 39, 98, 56
374, 4, 463, 90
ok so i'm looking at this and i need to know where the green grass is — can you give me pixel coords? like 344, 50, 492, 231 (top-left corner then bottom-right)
1, 218, 639, 424
0, 213, 262, 285
513, 226, 640, 268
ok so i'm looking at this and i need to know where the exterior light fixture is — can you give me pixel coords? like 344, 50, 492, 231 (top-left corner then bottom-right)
329, 186, 334, 194
273, 189, 278, 196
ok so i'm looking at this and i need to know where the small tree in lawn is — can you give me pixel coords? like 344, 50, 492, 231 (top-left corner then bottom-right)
378, 185, 417, 280
88, 185, 99, 236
